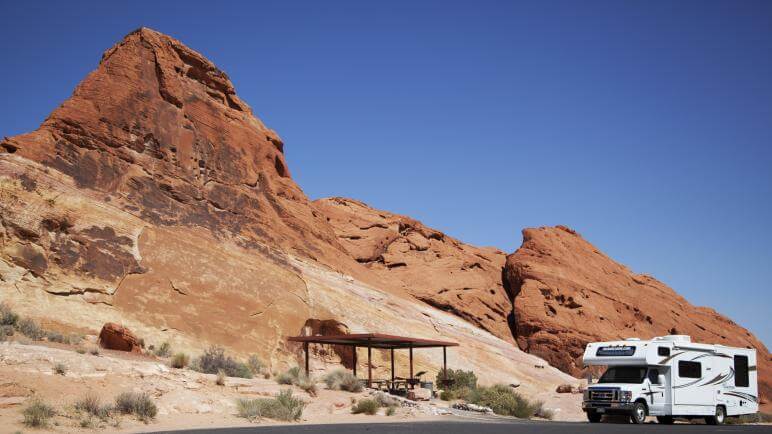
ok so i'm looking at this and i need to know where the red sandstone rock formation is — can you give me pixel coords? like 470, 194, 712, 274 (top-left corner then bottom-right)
98, 322, 142, 353
0, 27, 344, 265
504, 225, 770, 406
313, 197, 513, 343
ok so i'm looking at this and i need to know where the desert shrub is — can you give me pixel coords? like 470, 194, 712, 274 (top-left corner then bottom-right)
89, 346, 100, 356
216, 370, 226, 386
440, 386, 473, 401
296, 375, 317, 397
237, 389, 305, 421
68, 334, 84, 345
23, 399, 55, 427
276, 366, 316, 395
277, 366, 301, 385
374, 392, 400, 408
0, 302, 19, 326
54, 362, 67, 375
727, 412, 772, 424
247, 354, 263, 375
17, 317, 44, 340
115, 392, 157, 422
46, 331, 66, 343
386, 405, 397, 416
1, 324, 14, 336
437, 369, 477, 391
75, 394, 111, 419
171, 352, 190, 369
532, 400, 554, 420
153, 341, 171, 357
351, 398, 379, 415
467, 384, 537, 418
76, 348, 87, 354
194, 346, 252, 378
323, 369, 362, 392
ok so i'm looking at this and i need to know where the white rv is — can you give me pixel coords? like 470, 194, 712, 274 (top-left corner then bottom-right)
581, 335, 758, 425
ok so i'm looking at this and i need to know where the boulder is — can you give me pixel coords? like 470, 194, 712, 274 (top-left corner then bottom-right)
98, 322, 142, 353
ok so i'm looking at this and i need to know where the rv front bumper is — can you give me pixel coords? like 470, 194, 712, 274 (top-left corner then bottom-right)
582, 401, 635, 414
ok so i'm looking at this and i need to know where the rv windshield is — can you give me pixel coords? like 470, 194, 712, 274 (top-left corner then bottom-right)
598, 366, 647, 384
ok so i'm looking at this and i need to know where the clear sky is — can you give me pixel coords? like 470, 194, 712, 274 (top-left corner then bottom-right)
1, 1, 770, 347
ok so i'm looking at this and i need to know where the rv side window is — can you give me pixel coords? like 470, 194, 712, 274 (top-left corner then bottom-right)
658, 347, 670, 357
734, 355, 749, 387
678, 361, 701, 378
647, 368, 660, 384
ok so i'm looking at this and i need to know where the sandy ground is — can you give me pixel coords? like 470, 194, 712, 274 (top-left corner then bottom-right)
1, 339, 541, 434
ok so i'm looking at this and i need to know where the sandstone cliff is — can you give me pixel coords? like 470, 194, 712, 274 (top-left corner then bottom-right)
504, 225, 770, 405
313, 197, 513, 344
0, 28, 580, 415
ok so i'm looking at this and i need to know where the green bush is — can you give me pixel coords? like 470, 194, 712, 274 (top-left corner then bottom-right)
17, 317, 44, 340
194, 346, 252, 378
23, 399, 55, 427
216, 370, 226, 386
440, 386, 473, 401
467, 384, 537, 418
351, 398, 379, 415
171, 352, 190, 369
115, 392, 157, 422
386, 405, 397, 416
46, 331, 66, 343
323, 369, 363, 392
153, 341, 171, 357
0, 302, 19, 326
54, 362, 67, 375
437, 369, 477, 391
236, 389, 305, 421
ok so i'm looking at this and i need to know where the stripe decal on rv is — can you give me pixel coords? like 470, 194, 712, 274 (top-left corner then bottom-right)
724, 392, 758, 403
659, 351, 684, 364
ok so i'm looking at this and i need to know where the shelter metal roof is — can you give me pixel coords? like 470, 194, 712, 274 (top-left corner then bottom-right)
287, 333, 459, 349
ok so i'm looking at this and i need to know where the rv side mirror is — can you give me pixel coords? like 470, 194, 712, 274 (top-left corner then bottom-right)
658, 374, 665, 385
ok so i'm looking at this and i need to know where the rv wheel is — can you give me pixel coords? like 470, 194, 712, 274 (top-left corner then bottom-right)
705, 406, 725, 425
630, 402, 647, 424
657, 416, 674, 424
587, 411, 602, 423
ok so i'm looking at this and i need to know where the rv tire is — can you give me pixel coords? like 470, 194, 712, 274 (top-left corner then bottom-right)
630, 401, 647, 424
656, 416, 674, 424
586, 411, 602, 423
705, 405, 725, 425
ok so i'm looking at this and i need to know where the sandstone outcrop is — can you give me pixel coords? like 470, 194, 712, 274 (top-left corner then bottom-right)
98, 322, 142, 353
313, 197, 513, 343
504, 225, 770, 405
0, 28, 580, 415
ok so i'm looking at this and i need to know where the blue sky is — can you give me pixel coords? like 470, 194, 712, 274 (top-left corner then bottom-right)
1, 1, 770, 347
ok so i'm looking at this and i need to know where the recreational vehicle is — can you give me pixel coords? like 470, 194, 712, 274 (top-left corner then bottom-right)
581, 335, 757, 424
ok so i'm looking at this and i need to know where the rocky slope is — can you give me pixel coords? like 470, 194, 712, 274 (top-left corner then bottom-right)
504, 225, 770, 405
313, 197, 513, 344
0, 28, 579, 417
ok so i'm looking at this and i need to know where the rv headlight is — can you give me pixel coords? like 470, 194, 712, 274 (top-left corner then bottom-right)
620, 391, 632, 402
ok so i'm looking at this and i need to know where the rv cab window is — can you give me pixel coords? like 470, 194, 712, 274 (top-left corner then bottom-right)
734, 355, 749, 387
678, 361, 701, 378
657, 347, 670, 356
647, 368, 661, 384
598, 366, 647, 384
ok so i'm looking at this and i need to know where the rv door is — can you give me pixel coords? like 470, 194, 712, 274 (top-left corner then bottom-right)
673, 358, 714, 411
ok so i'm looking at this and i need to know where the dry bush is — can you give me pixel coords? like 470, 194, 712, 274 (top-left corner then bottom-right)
23, 399, 55, 427
171, 352, 190, 369
115, 392, 157, 422
351, 398, 379, 415
194, 346, 252, 378
237, 390, 305, 421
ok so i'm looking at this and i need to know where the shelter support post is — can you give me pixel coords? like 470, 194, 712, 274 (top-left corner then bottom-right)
367, 345, 372, 388
352, 345, 357, 377
409, 346, 414, 388
443, 346, 447, 383
303, 342, 310, 377
390, 348, 395, 387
